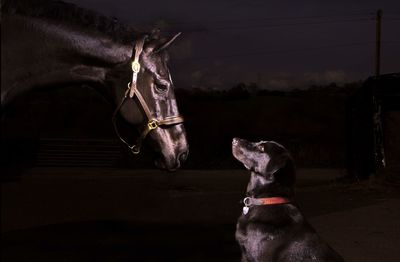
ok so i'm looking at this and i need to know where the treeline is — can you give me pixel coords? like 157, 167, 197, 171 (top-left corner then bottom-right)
176, 81, 363, 101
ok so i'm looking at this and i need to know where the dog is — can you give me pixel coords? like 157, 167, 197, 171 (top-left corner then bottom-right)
232, 138, 345, 262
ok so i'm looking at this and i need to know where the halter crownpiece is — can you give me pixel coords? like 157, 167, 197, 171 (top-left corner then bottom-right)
112, 35, 184, 154
129, 36, 146, 98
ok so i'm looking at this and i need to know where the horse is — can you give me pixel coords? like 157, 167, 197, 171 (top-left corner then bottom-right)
1, 0, 189, 171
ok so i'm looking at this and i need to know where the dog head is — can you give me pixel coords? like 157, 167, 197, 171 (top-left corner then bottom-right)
232, 138, 295, 188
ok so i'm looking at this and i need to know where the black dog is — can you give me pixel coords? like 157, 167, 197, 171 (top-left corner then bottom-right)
232, 138, 344, 262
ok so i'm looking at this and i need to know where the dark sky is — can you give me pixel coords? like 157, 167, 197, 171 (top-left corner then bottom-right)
67, 0, 400, 90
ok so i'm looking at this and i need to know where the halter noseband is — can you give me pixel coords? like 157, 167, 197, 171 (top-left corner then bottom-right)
112, 36, 184, 154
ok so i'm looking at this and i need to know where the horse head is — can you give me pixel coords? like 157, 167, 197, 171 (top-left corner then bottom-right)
115, 30, 189, 171
1, 1, 188, 171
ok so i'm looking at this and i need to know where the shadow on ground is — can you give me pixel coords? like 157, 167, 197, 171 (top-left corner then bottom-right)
2, 221, 240, 262
2, 168, 400, 262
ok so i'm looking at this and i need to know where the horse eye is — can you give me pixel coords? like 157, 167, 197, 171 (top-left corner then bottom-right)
257, 144, 265, 152
155, 83, 168, 92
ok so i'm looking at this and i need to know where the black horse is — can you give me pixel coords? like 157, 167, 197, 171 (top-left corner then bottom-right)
1, 0, 189, 171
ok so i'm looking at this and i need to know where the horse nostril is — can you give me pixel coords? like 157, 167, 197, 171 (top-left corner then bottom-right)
178, 151, 189, 164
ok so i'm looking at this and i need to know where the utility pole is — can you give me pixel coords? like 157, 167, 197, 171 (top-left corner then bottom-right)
372, 9, 386, 171
375, 9, 382, 77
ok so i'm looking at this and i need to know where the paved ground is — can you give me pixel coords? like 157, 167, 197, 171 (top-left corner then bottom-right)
1, 168, 399, 261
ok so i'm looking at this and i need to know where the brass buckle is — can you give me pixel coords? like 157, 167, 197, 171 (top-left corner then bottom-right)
131, 61, 141, 73
148, 120, 158, 130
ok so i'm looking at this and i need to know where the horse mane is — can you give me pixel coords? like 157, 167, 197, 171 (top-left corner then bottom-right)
1, 0, 143, 44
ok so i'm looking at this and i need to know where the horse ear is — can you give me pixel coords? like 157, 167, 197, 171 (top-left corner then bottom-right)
150, 28, 161, 40
153, 32, 181, 53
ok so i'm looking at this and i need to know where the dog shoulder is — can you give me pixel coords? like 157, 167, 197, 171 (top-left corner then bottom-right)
276, 233, 345, 262
236, 205, 304, 240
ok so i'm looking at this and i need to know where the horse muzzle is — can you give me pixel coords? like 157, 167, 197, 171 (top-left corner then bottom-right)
152, 126, 189, 171
154, 147, 189, 171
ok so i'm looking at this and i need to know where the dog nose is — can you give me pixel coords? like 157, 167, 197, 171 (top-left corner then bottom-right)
232, 137, 240, 146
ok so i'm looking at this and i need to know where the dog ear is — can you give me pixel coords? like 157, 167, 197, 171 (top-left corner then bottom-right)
260, 141, 290, 175
265, 154, 288, 175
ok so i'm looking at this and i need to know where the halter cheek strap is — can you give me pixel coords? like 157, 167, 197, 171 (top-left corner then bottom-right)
129, 37, 145, 98
112, 36, 184, 154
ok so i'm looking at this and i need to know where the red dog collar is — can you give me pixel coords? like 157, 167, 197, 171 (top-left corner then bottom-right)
242, 196, 290, 215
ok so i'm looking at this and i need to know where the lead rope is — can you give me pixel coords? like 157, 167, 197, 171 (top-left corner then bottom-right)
112, 88, 140, 153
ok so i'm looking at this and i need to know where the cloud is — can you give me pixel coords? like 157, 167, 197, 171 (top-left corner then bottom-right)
191, 70, 203, 81
303, 70, 347, 85
169, 37, 193, 59
174, 56, 352, 90
266, 79, 291, 90
258, 70, 349, 90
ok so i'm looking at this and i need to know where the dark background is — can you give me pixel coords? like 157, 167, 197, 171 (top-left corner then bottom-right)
2, 0, 400, 173
0, 82, 358, 169
66, 0, 400, 89
2, 78, 400, 173
2, 1, 400, 262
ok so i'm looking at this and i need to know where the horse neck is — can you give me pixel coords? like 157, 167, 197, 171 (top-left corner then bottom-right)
1, 14, 133, 106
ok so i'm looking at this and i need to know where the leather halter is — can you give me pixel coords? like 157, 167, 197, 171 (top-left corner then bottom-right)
112, 36, 184, 154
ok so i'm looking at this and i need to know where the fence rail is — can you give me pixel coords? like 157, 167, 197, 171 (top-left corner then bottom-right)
35, 138, 122, 167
